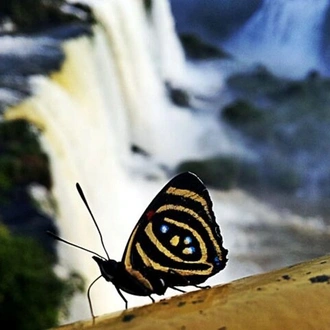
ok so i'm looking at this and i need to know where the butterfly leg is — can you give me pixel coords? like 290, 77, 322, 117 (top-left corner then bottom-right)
149, 295, 155, 303
115, 286, 128, 309
194, 284, 211, 289
170, 286, 186, 293
87, 275, 103, 324
168, 269, 186, 293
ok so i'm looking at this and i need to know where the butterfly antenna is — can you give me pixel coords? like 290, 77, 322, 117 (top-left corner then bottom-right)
76, 183, 111, 260
47, 231, 106, 260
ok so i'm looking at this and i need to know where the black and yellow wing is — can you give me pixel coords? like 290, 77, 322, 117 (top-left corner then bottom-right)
122, 172, 228, 291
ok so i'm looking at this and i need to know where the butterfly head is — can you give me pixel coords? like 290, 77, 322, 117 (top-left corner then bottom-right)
93, 256, 118, 282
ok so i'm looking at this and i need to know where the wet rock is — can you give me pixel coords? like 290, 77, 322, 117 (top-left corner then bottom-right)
180, 34, 231, 60
168, 86, 190, 107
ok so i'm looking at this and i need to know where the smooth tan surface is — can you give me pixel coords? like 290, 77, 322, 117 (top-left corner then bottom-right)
56, 254, 330, 330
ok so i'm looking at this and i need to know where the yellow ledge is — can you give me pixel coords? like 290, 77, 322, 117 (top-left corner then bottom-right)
57, 255, 330, 330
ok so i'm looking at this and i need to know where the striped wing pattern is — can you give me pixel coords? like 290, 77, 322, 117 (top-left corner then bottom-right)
122, 172, 228, 290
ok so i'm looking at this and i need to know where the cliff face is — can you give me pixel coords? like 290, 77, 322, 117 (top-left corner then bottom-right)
55, 254, 330, 330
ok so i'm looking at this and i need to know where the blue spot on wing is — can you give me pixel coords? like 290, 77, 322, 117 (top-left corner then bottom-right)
160, 224, 169, 233
189, 246, 196, 253
214, 256, 221, 266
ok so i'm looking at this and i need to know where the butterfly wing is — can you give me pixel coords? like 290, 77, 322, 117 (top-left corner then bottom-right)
122, 172, 228, 291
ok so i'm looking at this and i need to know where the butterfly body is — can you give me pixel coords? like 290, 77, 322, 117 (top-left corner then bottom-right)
92, 257, 161, 296
48, 172, 228, 317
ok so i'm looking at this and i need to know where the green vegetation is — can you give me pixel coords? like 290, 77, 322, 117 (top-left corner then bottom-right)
222, 99, 265, 125
0, 120, 51, 196
0, 225, 84, 329
0, 0, 65, 29
177, 156, 240, 190
219, 68, 330, 197
0, 0, 93, 31
0, 120, 84, 326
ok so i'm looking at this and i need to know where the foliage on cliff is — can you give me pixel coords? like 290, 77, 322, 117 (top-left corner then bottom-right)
0, 225, 84, 329
0, 0, 93, 31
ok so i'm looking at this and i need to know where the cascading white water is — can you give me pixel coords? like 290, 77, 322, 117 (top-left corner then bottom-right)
223, 0, 329, 78
147, 0, 187, 85
84, 0, 234, 165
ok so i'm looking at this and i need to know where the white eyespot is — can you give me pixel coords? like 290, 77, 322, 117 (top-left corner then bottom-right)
184, 236, 192, 245
160, 224, 169, 233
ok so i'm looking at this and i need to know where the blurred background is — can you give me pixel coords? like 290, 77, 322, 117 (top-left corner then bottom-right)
1, 0, 330, 327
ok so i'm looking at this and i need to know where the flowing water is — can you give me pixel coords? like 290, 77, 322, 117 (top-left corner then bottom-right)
223, 0, 329, 78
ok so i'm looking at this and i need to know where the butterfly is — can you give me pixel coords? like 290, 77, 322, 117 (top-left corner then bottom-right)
48, 172, 228, 319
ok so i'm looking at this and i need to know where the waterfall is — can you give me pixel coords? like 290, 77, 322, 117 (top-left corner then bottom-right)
3, 0, 230, 322
75, 0, 227, 165
148, 0, 187, 85
223, 0, 329, 77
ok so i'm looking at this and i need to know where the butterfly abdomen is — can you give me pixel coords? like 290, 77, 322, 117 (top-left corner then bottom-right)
93, 256, 163, 296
